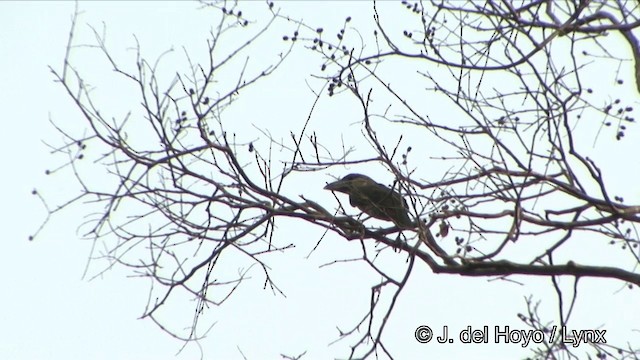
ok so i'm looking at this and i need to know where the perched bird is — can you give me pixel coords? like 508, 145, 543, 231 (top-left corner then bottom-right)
324, 173, 413, 228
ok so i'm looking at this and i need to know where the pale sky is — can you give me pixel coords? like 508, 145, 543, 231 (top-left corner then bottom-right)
2, 2, 639, 360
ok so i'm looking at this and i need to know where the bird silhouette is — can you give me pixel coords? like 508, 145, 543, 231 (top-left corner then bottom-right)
324, 173, 413, 228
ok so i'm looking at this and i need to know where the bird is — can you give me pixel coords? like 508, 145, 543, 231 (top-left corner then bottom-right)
324, 173, 413, 229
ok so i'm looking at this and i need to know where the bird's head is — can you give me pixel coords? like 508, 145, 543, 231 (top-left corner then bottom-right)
323, 173, 375, 194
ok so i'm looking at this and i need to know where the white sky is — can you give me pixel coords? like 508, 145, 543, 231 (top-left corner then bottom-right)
3, 2, 640, 360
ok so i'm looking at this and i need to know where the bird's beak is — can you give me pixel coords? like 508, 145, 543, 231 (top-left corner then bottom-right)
324, 179, 348, 192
